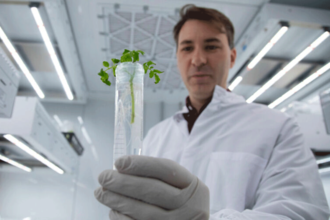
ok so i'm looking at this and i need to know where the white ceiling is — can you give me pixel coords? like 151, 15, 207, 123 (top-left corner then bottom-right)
0, 0, 329, 105
71, 0, 263, 93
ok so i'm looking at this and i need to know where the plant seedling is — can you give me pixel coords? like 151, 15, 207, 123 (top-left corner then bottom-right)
98, 49, 163, 123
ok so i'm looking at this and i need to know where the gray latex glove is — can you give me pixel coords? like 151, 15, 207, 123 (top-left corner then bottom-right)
94, 155, 209, 220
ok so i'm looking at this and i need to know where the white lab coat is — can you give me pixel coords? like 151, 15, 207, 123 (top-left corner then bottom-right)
142, 85, 330, 220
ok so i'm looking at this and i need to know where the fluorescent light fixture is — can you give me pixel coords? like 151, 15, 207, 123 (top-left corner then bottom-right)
228, 76, 243, 91
0, 26, 45, 99
319, 167, 330, 174
247, 26, 289, 70
0, 154, 32, 172
23, 217, 31, 220
247, 31, 330, 103
81, 126, 92, 144
4, 134, 64, 174
91, 145, 99, 161
53, 114, 63, 127
317, 157, 330, 165
269, 62, 330, 108
77, 116, 84, 125
30, 6, 74, 100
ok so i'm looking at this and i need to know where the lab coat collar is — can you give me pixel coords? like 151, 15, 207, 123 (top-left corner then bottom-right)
173, 85, 245, 122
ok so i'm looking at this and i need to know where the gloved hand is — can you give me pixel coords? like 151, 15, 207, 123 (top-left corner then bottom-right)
94, 155, 209, 220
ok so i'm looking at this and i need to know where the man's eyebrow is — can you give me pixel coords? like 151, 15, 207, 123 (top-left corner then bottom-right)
179, 40, 193, 45
204, 38, 222, 43
179, 38, 222, 45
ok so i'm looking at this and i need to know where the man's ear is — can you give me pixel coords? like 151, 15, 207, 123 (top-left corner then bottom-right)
230, 48, 237, 68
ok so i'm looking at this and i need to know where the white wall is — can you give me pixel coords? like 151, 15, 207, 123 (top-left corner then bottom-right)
0, 100, 113, 220
0, 168, 77, 220
43, 100, 114, 220
0, 99, 181, 220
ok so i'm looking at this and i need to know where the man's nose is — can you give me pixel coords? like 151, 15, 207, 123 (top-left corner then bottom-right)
191, 47, 207, 68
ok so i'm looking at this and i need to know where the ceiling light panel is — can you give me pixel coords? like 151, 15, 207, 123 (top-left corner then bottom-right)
228, 76, 243, 91
30, 6, 74, 100
0, 154, 32, 172
272, 63, 315, 88
247, 26, 289, 70
269, 62, 330, 108
4, 134, 64, 174
229, 24, 289, 91
247, 30, 330, 103
0, 26, 45, 99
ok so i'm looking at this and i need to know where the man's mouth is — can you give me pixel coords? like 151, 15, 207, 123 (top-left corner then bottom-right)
192, 75, 210, 78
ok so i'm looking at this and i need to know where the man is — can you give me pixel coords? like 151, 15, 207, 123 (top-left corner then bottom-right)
95, 4, 330, 220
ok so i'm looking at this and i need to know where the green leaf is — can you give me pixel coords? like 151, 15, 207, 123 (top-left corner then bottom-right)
154, 74, 160, 84
104, 80, 111, 86
136, 50, 144, 55
122, 49, 130, 55
121, 53, 132, 62
111, 58, 120, 64
153, 69, 163, 74
98, 50, 163, 87
113, 65, 117, 77
132, 51, 139, 62
103, 61, 110, 67
101, 72, 109, 81
99, 69, 111, 86
98, 68, 107, 77
143, 62, 149, 74
146, 60, 156, 67
149, 70, 154, 78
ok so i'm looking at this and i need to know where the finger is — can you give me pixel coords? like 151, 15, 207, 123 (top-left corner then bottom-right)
115, 155, 194, 188
94, 187, 168, 220
109, 210, 134, 220
98, 170, 198, 210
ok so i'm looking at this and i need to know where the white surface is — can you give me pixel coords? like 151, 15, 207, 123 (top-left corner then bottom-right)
0, 97, 78, 173
0, 99, 114, 220
0, 47, 19, 118
294, 114, 330, 151
4, 134, 64, 174
320, 174, 330, 218
0, 164, 106, 220
31, 6, 74, 101
44, 0, 87, 102
0, 1, 329, 106
0, 25, 45, 99
281, 101, 330, 151
66, 0, 261, 94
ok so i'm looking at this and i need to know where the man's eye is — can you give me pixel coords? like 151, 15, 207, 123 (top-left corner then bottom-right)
182, 47, 193, 51
206, 45, 219, 50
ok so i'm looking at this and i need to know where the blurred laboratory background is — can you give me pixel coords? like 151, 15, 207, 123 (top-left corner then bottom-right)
0, 0, 330, 219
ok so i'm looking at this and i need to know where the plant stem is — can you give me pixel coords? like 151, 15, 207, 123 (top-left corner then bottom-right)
124, 67, 136, 124
130, 77, 135, 124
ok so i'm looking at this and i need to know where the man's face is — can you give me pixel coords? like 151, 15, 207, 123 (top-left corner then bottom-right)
176, 19, 236, 100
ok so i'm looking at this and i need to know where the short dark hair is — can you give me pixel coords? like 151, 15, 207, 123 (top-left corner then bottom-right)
173, 4, 235, 49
